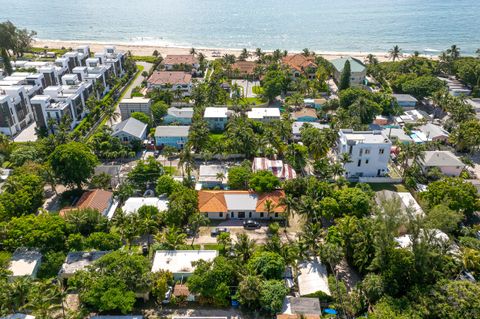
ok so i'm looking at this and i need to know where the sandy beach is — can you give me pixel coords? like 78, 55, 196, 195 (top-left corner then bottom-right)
33, 39, 402, 62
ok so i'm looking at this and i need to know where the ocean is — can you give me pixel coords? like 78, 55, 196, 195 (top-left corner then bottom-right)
1, 0, 479, 54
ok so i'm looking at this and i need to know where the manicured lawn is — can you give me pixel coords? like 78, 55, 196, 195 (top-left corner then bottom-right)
367, 183, 408, 193
252, 85, 263, 95
203, 243, 222, 250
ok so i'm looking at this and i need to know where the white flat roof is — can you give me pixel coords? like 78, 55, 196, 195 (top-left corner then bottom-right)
297, 258, 330, 296
9, 250, 42, 277
247, 107, 280, 119
122, 197, 169, 215
397, 192, 424, 217
204, 107, 228, 118
151, 250, 218, 274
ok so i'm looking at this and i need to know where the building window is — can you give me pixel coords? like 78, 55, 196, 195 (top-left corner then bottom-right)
379, 148, 385, 154
249, 212, 252, 218
357, 159, 361, 167
260, 212, 264, 218
366, 159, 369, 164
359, 149, 363, 156
219, 212, 223, 217
275, 213, 279, 218
365, 149, 370, 155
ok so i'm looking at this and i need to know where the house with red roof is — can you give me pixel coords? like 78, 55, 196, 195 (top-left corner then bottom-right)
198, 190, 285, 220
282, 54, 317, 80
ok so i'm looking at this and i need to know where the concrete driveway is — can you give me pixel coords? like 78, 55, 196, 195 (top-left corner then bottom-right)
232, 79, 260, 98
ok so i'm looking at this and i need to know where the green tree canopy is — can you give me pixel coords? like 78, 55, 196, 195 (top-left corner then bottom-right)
249, 170, 280, 193
339, 59, 351, 90
50, 142, 98, 189
228, 161, 252, 190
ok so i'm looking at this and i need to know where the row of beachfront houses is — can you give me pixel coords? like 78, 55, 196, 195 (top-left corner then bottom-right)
0, 46, 126, 137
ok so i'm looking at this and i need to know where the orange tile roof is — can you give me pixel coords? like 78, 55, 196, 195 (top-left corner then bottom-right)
198, 190, 228, 213
256, 190, 286, 213
232, 61, 257, 75
148, 71, 192, 85
163, 55, 199, 66
282, 54, 317, 73
60, 189, 113, 217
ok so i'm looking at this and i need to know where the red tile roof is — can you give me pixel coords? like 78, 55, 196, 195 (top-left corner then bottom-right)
282, 54, 317, 73
60, 189, 113, 217
148, 71, 192, 85
163, 55, 199, 66
232, 61, 257, 75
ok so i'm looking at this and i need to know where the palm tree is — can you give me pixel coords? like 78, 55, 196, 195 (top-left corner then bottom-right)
10, 277, 32, 312
216, 172, 225, 184
389, 45, 402, 62
264, 199, 277, 219
280, 195, 295, 228
190, 47, 197, 56
366, 54, 378, 65
156, 226, 187, 250
255, 48, 263, 59
447, 44, 460, 60
178, 144, 195, 178
26, 281, 62, 319
239, 48, 250, 61
234, 233, 256, 263
285, 93, 304, 111
476, 48, 480, 58
302, 48, 310, 57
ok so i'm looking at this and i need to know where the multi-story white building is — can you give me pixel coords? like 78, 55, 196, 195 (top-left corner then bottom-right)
119, 97, 152, 121
203, 107, 230, 131
0, 86, 34, 136
337, 129, 392, 178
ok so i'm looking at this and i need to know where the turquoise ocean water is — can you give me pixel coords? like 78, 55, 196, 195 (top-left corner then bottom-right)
1, 0, 479, 54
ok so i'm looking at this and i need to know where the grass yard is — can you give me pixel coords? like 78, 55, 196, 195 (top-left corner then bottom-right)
367, 183, 408, 193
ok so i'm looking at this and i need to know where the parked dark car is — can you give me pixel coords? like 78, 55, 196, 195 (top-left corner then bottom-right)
211, 227, 229, 236
243, 220, 261, 230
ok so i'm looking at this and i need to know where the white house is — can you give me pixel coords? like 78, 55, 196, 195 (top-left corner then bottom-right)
151, 250, 218, 280
162, 55, 200, 71
121, 197, 169, 215
198, 190, 285, 220
297, 258, 330, 296
8, 248, 42, 279
417, 123, 449, 142
418, 151, 465, 177
247, 107, 281, 122
337, 129, 392, 178
58, 251, 110, 279
198, 165, 228, 188
292, 122, 329, 140
111, 117, 148, 142
203, 107, 230, 131
252, 157, 297, 180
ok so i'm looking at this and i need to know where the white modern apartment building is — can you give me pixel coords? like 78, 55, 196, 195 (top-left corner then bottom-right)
337, 129, 392, 178
0, 86, 34, 136
119, 97, 152, 121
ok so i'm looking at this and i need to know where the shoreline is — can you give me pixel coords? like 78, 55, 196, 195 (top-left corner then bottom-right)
33, 39, 427, 62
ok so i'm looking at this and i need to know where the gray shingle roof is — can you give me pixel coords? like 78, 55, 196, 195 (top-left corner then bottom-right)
167, 107, 194, 119
154, 125, 190, 137
392, 94, 418, 103
421, 151, 464, 167
112, 117, 148, 139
